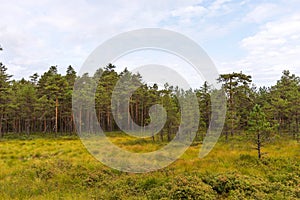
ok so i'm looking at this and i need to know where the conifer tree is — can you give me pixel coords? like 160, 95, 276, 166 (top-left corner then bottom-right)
0, 62, 12, 137
248, 104, 272, 159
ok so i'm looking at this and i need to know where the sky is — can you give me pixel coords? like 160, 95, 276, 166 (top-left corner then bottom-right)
1, 0, 300, 87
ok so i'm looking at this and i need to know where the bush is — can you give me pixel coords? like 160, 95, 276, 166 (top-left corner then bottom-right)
170, 176, 217, 199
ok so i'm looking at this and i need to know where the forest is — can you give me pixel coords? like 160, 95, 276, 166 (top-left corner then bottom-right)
1, 60, 300, 142
1, 59, 300, 199
2, 0, 300, 198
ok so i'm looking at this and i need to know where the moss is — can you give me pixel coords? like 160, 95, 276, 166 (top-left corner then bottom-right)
0, 134, 299, 199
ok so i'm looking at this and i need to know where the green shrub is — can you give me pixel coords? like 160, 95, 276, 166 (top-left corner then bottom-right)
170, 176, 216, 199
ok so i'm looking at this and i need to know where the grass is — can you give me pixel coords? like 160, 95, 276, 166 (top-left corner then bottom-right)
0, 133, 299, 199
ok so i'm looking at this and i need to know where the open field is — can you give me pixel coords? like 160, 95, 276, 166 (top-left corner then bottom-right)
0, 133, 299, 199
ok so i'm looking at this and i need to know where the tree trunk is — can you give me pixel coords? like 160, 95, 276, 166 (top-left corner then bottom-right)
43, 119, 47, 133
79, 107, 82, 134
229, 78, 234, 137
55, 96, 59, 136
0, 115, 3, 138
160, 130, 164, 142
128, 104, 130, 130
167, 130, 171, 142
257, 131, 261, 159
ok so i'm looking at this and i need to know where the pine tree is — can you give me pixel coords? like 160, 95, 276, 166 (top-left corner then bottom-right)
29, 73, 39, 85
95, 64, 119, 131
73, 73, 95, 134
64, 66, 77, 134
195, 81, 211, 140
38, 66, 68, 135
12, 80, 37, 134
160, 84, 180, 141
248, 104, 272, 159
218, 72, 252, 139
267, 70, 300, 136
0, 62, 12, 137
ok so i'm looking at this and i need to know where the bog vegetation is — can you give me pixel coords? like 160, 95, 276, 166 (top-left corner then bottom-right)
0, 48, 300, 199
0, 134, 299, 199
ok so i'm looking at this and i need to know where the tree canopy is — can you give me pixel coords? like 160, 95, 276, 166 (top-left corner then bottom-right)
0, 59, 299, 145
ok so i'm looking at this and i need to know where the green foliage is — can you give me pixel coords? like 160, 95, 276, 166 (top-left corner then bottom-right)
1, 46, 300, 199
0, 62, 12, 136
0, 134, 299, 199
248, 104, 273, 159
217, 72, 254, 139
170, 176, 216, 199
0, 60, 300, 144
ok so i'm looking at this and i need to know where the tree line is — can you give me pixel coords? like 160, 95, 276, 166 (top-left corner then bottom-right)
0, 60, 300, 144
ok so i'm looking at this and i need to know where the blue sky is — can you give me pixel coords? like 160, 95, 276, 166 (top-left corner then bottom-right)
1, 0, 300, 87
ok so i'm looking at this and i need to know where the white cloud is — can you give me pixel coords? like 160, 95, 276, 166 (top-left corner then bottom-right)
171, 5, 208, 19
225, 14, 300, 86
0, 0, 240, 80
207, 0, 233, 17
244, 3, 281, 23
1, 0, 300, 88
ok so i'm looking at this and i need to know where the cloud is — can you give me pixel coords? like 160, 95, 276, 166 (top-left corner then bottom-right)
0, 0, 240, 80
244, 3, 281, 23
1, 0, 300, 88
171, 5, 208, 20
225, 14, 300, 86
